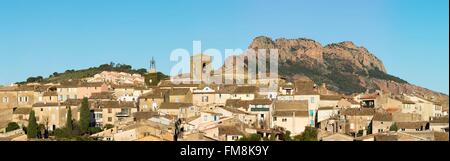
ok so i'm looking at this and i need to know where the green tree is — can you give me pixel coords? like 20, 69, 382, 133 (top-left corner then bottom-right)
88, 127, 103, 134
297, 127, 318, 141
282, 131, 292, 141
238, 134, 262, 141
104, 124, 114, 130
367, 121, 373, 135
79, 97, 90, 134
269, 133, 277, 141
37, 124, 46, 139
6, 122, 20, 132
390, 122, 398, 131
27, 110, 38, 139
53, 128, 66, 139
65, 106, 73, 136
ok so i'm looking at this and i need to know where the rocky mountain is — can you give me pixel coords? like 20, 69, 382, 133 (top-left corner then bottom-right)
222, 36, 448, 108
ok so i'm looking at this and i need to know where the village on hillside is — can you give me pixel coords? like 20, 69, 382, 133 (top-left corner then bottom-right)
0, 54, 448, 141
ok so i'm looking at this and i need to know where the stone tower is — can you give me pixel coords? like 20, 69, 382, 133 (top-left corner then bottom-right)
190, 54, 212, 83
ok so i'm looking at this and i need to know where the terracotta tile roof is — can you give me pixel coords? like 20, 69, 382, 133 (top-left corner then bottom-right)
233, 86, 258, 94
373, 112, 393, 121
397, 122, 428, 129
0, 85, 51, 92
273, 111, 308, 117
81, 82, 106, 87
111, 84, 140, 89
43, 91, 58, 96
359, 93, 380, 100
159, 102, 193, 109
92, 101, 136, 109
133, 111, 159, 120
320, 95, 343, 101
225, 99, 247, 108
158, 80, 200, 88
249, 98, 273, 105
341, 108, 375, 116
218, 126, 244, 136
58, 80, 105, 88
89, 92, 115, 100
400, 99, 415, 104
32, 102, 60, 107
217, 85, 237, 94
318, 106, 336, 110
170, 88, 191, 95
0, 86, 17, 91
294, 80, 319, 95
13, 108, 32, 115
430, 116, 449, 123
273, 100, 308, 111
225, 99, 272, 109
62, 99, 83, 106
17, 85, 41, 91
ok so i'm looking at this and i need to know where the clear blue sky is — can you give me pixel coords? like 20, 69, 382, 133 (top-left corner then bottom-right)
0, 0, 448, 94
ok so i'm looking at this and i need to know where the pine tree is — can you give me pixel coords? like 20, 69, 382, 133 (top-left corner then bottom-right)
390, 122, 398, 131
27, 110, 38, 139
79, 97, 90, 134
65, 106, 73, 136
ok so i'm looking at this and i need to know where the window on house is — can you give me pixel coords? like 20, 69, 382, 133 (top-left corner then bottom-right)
309, 110, 314, 116
381, 122, 384, 124
282, 118, 287, 122
108, 117, 112, 122
310, 97, 315, 103
108, 109, 112, 113
273, 117, 277, 121
41, 108, 43, 111
2, 97, 8, 103
202, 96, 209, 102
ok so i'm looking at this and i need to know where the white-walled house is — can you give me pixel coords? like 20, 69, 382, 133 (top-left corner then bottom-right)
271, 100, 309, 136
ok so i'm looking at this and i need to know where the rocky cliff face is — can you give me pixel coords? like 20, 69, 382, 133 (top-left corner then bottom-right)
222, 36, 448, 108
248, 36, 386, 73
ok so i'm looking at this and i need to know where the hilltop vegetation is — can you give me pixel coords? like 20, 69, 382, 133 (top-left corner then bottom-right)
17, 62, 167, 84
